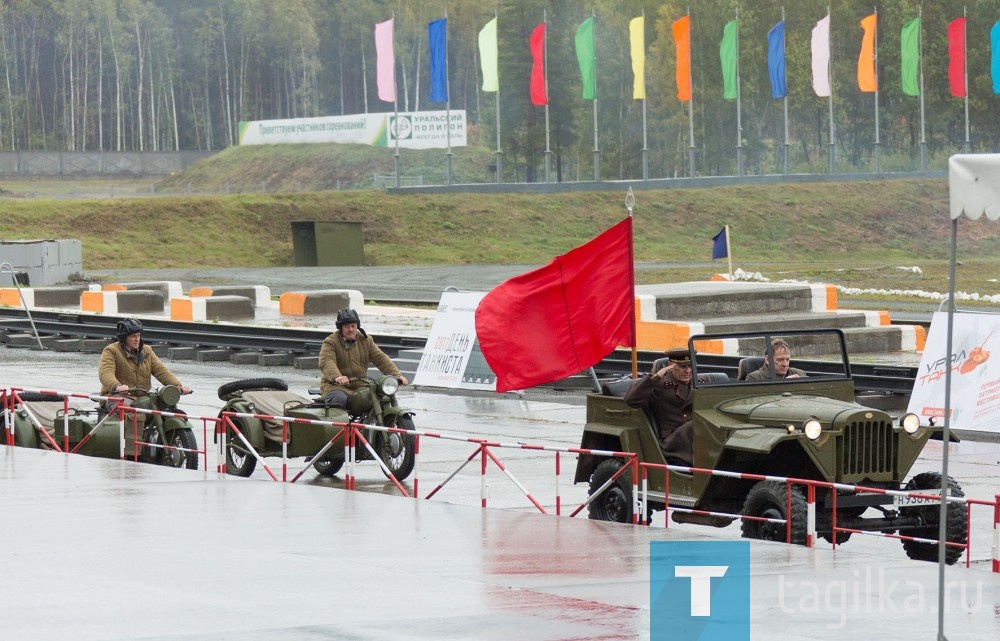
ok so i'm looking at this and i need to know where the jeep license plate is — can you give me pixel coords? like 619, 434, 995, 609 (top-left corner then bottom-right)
892, 491, 941, 507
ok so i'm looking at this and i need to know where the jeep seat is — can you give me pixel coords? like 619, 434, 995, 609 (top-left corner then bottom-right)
601, 376, 634, 397
737, 357, 765, 381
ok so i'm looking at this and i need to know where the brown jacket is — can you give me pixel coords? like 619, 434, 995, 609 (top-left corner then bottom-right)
745, 366, 806, 381
319, 331, 402, 397
622, 369, 693, 465
98, 342, 182, 395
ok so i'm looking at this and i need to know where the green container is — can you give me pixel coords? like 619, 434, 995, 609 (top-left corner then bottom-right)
291, 221, 364, 267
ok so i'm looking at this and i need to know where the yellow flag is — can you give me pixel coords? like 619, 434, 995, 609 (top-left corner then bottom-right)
629, 16, 645, 100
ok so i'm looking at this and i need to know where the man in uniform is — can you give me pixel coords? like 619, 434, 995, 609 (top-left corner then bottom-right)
622, 347, 694, 467
319, 308, 408, 408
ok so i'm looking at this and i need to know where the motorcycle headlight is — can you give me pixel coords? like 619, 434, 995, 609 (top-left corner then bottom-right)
899, 413, 921, 435
802, 418, 823, 440
379, 376, 399, 396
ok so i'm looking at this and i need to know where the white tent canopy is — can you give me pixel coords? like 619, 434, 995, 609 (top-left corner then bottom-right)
949, 154, 1000, 220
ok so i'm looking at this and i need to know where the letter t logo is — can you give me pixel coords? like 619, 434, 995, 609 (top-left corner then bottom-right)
674, 566, 729, 616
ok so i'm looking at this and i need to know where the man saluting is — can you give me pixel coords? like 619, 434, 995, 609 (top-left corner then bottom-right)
623, 347, 694, 467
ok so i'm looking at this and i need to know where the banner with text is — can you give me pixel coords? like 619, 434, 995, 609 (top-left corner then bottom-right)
237, 111, 467, 149
413, 291, 497, 391
907, 311, 1000, 433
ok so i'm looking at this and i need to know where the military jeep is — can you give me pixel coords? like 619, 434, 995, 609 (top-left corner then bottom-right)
575, 329, 967, 564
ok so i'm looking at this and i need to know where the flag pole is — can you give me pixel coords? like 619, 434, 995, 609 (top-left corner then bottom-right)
641, 10, 648, 180
782, 6, 789, 175
591, 10, 600, 182
445, 11, 453, 185
918, 4, 925, 171
873, 7, 881, 174
392, 11, 400, 188
626, 188, 637, 379
735, 8, 743, 177
543, 10, 552, 183
686, 7, 695, 177
827, 6, 835, 173
725, 224, 733, 279
963, 6, 970, 153
494, 9, 502, 183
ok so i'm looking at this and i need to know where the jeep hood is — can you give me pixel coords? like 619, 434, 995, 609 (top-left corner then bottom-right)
717, 394, 889, 426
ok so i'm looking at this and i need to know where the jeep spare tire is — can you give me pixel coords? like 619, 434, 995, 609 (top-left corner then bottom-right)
217, 378, 288, 400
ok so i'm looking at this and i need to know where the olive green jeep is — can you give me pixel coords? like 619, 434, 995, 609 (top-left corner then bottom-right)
575, 329, 967, 563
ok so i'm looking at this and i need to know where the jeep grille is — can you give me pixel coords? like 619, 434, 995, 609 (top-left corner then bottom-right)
840, 420, 896, 479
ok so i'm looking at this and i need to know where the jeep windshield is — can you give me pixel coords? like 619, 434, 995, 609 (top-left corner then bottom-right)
688, 328, 852, 388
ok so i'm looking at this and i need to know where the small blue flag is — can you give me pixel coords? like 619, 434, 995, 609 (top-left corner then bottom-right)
712, 227, 728, 260
767, 21, 786, 99
429, 18, 448, 102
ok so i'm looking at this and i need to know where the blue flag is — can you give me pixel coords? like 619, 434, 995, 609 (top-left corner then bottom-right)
712, 227, 728, 260
767, 21, 786, 99
992, 21, 1000, 94
429, 18, 448, 102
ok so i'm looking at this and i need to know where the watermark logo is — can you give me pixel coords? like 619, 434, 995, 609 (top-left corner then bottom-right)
650, 541, 750, 641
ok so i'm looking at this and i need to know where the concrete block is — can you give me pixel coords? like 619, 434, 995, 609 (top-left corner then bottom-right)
81, 290, 164, 314
294, 356, 320, 370
52, 338, 83, 352
80, 339, 109, 353
101, 281, 183, 300
0, 239, 82, 286
231, 351, 264, 365
259, 353, 295, 366
167, 347, 198, 360
189, 285, 271, 307
278, 289, 363, 316
196, 349, 233, 362
170, 295, 254, 321
6, 334, 56, 349
33, 286, 87, 307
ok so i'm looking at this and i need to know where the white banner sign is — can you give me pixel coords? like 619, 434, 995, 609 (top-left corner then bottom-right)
238, 111, 467, 150
907, 311, 1000, 433
413, 291, 496, 391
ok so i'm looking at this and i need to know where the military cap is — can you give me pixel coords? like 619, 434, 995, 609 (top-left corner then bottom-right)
665, 347, 693, 365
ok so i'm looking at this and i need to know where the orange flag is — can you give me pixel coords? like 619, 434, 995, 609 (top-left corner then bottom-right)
858, 13, 878, 92
673, 16, 692, 101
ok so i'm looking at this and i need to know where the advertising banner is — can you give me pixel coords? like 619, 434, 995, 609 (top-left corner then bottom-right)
237, 111, 466, 149
413, 291, 497, 391
907, 311, 1000, 433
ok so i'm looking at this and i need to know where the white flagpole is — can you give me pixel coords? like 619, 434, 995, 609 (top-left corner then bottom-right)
873, 7, 881, 174
543, 10, 552, 183
725, 225, 733, 279
918, 5, 926, 171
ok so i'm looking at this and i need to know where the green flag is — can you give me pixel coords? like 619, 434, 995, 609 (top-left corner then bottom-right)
901, 18, 920, 96
720, 20, 738, 100
575, 17, 596, 100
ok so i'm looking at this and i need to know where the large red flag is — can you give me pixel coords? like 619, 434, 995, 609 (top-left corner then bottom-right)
529, 23, 547, 106
948, 18, 967, 98
475, 218, 635, 392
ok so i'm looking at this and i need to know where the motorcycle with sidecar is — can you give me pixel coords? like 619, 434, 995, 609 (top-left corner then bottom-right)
3, 386, 199, 469
215, 376, 416, 480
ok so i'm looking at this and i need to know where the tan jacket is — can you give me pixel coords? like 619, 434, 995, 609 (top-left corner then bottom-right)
98, 342, 182, 395
319, 331, 401, 397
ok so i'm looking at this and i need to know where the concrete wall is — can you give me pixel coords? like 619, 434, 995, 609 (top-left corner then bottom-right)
0, 151, 212, 177
0, 240, 82, 286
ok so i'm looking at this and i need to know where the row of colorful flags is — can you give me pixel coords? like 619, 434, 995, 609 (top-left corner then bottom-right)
372, 12, 1000, 107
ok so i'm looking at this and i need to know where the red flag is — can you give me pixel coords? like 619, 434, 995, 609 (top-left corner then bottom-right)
948, 18, 967, 98
475, 218, 635, 392
529, 23, 547, 106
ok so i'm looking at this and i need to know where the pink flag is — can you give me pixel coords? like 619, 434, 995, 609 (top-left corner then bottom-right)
811, 15, 831, 97
375, 19, 396, 103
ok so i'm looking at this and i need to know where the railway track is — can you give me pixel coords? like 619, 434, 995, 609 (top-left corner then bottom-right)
0, 308, 919, 396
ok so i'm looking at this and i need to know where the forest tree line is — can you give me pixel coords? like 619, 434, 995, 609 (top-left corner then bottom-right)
3, 0, 1000, 180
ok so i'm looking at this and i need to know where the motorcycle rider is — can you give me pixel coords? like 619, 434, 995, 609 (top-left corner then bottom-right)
319, 308, 408, 408
98, 317, 192, 400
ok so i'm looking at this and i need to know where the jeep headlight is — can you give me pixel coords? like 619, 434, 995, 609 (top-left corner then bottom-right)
802, 418, 823, 440
899, 413, 921, 435
379, 376, 400, 396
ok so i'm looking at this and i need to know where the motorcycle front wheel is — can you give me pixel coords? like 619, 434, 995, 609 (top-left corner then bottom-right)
378, 415, 416, 481
161, 429, 199, 470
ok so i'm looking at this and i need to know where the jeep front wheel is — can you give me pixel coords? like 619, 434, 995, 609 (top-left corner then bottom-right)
588, 458, 633, 523
899, 472, 967, 565
741, 480, 807, 544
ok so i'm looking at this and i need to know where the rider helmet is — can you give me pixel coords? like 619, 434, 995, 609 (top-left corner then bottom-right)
336, 308, 361, 330
116, 317, 143, 342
